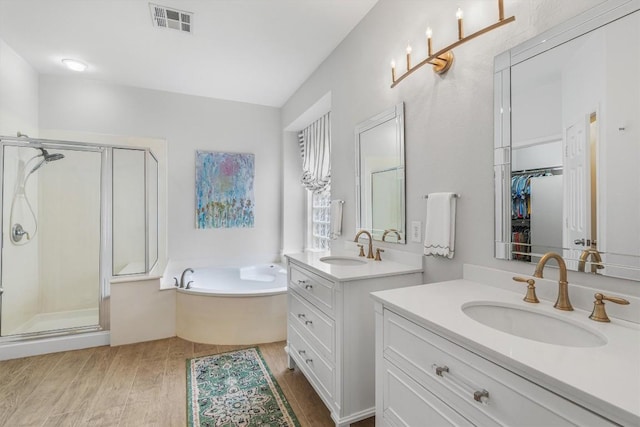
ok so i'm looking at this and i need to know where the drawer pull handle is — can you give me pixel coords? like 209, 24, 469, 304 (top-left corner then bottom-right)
305, 284, 314, 290
433, 364, 491, 405
305, 320, 313, 325
297, 280, 308, 285
435, 365, 449, 377
474, 389, 490, 403
298, 350, 306, 355
305, 358, 313, 364
297, 313, 306, 319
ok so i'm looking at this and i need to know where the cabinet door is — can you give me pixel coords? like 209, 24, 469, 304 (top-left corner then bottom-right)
382, 360, 473, 427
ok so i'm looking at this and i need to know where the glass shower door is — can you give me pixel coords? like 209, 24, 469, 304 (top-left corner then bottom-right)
1, 143, 103, 337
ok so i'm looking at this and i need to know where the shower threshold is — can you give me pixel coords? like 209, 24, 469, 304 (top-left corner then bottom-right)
5, 307, 99, 336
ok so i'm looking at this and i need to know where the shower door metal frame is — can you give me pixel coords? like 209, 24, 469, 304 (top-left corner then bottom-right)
0, 137, 110, 342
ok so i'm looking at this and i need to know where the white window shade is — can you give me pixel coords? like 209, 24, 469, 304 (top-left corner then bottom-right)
299, 112, 331, 193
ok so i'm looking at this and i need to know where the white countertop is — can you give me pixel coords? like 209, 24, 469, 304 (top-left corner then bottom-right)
371, 279, 640, 426
285, 250, 422, 281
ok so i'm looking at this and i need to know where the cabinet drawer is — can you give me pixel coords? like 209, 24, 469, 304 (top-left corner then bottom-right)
289, 291, 335, 361
382, 359, 473, 427
288, 323, 334, 402
289, 264, 335, 316
383, 310, 614, 427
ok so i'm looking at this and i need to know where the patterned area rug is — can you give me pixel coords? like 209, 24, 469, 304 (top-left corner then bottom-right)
187, 347, 301, 427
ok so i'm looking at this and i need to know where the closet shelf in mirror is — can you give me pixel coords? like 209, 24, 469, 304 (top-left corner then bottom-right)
511, 166, 562, 176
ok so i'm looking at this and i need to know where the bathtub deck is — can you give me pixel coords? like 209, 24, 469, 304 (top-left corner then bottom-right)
0, 337, 375, 427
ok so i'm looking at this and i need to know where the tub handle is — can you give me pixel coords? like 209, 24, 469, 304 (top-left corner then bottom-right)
305, 284, 314, 290
305, 320, 313, 326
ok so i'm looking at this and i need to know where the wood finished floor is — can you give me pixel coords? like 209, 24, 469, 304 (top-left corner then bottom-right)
0, 337, 375, 427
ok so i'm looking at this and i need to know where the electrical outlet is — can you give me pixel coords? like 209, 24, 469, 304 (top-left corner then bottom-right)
411, 221, 422, 243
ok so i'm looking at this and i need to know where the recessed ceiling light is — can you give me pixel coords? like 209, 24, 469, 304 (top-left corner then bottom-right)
61, 59, 88, 72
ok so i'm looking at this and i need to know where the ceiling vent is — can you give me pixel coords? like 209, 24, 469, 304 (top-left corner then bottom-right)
149, 3, 192, 33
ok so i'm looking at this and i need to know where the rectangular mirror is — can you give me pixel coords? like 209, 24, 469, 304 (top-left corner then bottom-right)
355, 103, 405, 243
494, 2, 640, 280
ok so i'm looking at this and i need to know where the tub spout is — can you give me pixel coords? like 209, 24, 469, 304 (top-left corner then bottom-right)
180, 268, 194, 288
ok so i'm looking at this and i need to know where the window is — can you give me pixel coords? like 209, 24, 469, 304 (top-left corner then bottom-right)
309, 190, 331, 250
299, 112, 331, 251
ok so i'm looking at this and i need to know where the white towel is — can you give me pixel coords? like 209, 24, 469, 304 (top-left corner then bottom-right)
329, 200, 343, 239
424, 193, 457, 258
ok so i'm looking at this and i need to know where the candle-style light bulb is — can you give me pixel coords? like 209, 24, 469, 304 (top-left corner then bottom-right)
426, 27, 433, 56
391, 60, 396, 82
456, 7, 464, 40
406, 44, 412, 70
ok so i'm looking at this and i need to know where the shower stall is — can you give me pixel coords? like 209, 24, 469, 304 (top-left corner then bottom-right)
0, 136, 158, 344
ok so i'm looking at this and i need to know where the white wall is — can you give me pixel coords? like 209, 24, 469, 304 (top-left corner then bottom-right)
38, 75, 283, 267
0, 38, 38, 137
281, 0, 639, 295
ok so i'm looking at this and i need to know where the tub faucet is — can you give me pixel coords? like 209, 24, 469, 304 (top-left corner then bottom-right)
354, 230, 374, 259
533, 252, 573, 311
180, 268, 194, 288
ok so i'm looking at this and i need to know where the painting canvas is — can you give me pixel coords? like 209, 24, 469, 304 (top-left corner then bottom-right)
196, 151, 255, 229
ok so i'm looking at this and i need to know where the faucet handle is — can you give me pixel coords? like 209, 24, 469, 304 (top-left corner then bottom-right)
173, 277, 179, 287
357, 244, 365, 257
512, 276, 539, 303
589, 293, 630, 322
375, 248, 384, 261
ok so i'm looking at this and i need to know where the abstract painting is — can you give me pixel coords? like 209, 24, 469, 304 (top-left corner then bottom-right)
196, 151, 255, 229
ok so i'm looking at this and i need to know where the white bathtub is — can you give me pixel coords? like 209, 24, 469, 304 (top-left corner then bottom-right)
175, 264, 287, 345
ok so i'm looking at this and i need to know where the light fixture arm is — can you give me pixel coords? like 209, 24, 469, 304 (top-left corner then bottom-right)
391, 1, 515, 87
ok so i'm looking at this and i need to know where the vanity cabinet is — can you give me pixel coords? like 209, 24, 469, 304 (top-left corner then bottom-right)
286, 258, 422, 427
375, 306, 617, 427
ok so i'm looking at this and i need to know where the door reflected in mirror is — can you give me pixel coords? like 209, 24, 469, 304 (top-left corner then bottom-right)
494, 6, 640, 280
355, 103, 406, 244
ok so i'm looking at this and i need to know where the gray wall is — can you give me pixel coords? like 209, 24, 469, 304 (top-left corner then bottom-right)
282, 0, 638, 295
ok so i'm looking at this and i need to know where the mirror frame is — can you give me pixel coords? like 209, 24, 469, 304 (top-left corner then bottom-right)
494, 0, 640, 266
355, 102, 406, 243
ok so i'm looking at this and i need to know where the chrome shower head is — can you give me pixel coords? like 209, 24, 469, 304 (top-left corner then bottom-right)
44, 152, 65, 162
28, 150, 65, 174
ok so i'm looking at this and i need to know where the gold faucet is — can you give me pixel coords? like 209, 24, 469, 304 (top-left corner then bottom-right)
533, 252, 573, 311
354, 230, 374, 259
578, 248, 605, 273
382, 229, 401, 242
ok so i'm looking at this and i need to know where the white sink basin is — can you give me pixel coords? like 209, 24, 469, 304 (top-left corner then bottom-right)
462, 302, 607, 347
319, 256, 367, 266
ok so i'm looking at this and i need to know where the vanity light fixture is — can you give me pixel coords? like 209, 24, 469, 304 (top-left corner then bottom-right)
61, 58, 88, 72
390, 0, 515, 87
